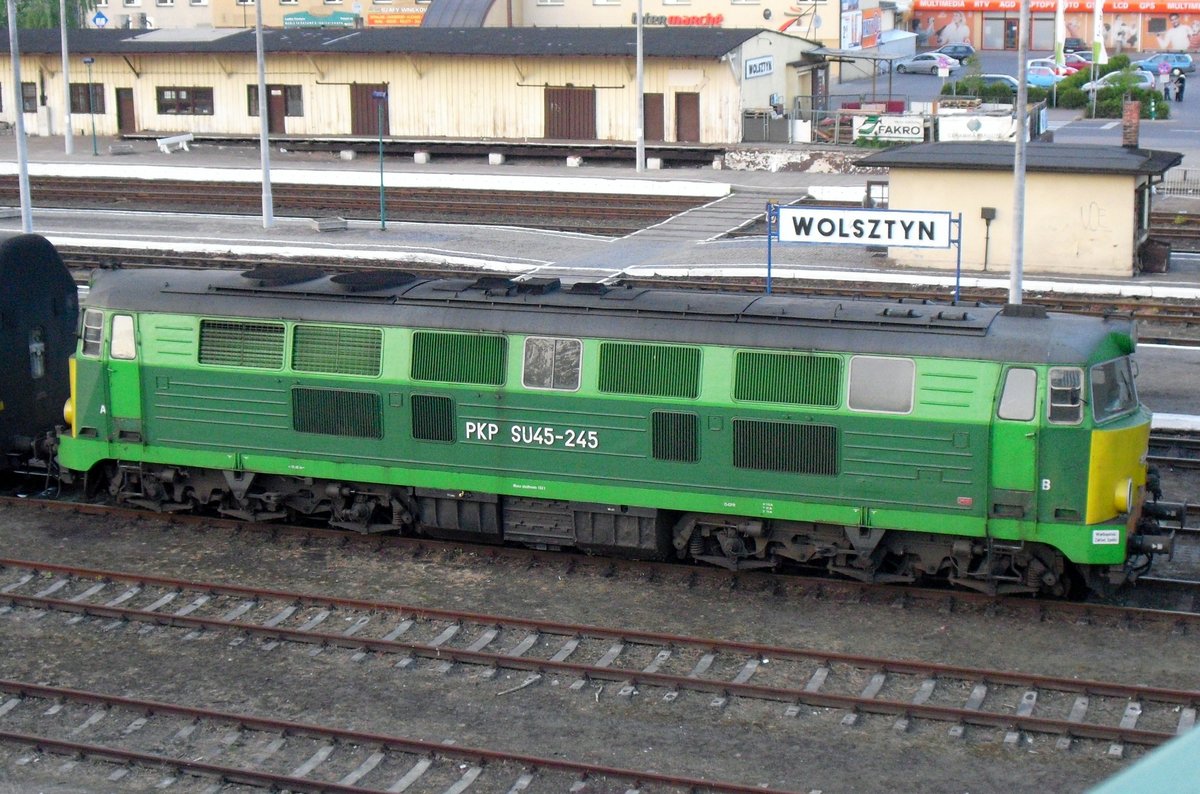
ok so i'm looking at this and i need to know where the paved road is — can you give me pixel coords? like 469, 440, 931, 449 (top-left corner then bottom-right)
835, 51, 1200, 165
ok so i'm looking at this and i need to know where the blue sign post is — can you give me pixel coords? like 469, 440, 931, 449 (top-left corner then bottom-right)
372, 90, 387, 231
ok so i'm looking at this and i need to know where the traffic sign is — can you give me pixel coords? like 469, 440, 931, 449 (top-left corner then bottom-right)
92, 10, 107, 27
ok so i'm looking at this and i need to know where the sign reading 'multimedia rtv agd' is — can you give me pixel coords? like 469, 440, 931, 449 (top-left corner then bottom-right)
777, 207, 953, 249
852, 115, 925, 142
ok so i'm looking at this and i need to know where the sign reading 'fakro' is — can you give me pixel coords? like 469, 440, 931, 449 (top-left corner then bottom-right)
777, 207, 953, 249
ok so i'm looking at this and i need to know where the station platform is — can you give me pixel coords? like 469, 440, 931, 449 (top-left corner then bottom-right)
1, 132, 1198, 304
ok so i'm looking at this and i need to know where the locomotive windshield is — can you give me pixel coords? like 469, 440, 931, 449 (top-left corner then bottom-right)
1090, 356, 1138, 423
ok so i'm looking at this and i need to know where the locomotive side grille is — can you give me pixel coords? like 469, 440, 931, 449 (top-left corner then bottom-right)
733, 420, 838, 475
411, 331, 506, 385
733, 351, 841, 406
199, 320, 285, 369
292, 387, 382, 439
411, 394, 455, 442
652, 411, 699, 462
293, 325, 382, 377
598, 342, 700, 399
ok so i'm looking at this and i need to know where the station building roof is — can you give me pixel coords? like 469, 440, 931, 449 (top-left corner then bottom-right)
860, 142, 1183, 176
9, 26, 793, 59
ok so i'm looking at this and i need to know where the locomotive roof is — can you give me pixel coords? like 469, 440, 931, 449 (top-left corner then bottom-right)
82, 267, 1132, 366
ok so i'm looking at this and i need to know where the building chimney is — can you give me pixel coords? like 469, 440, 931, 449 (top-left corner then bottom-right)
1122, 100, 1140, 148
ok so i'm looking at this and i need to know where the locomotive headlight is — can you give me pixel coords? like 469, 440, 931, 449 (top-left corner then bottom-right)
1114, 478, 1134, 514
62, 397, 74, 428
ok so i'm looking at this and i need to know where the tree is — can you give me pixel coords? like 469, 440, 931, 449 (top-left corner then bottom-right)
0, 0, 99, 29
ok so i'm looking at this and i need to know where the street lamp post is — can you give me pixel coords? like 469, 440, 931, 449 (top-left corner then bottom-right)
373, 89, 387, 230
82, 57, 97, 156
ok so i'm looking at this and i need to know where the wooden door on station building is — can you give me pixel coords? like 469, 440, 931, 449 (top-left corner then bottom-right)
544, 87, 596, 140
116, 88, 135, 135
266, 86, 287, 134
350, 84, 389, 136
675, 92, 700, 142
644, 93, 665, 142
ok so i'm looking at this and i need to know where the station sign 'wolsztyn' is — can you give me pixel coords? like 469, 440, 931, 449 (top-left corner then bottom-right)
777, 207, 953, 249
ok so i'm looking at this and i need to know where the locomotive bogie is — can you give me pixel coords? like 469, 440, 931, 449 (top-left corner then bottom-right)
53, 267, 1174, 595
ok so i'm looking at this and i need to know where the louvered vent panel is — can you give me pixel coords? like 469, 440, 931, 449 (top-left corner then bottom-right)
199, 320, 284, 369
293, 325, 383, 376
411, 394, 455, 442
292, 388, 382, 439
598, 342, 700, 398
652, 411, 699, 462
734, 351, 841, 407
733, 420, 838, 475
411, 331, 506, 385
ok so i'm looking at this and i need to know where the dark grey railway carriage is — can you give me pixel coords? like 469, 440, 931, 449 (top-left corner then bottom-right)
0, 234, 78, 471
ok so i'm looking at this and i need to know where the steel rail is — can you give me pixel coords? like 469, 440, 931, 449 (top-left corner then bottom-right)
0, 680, 791, 794
2, 560, 1195, 745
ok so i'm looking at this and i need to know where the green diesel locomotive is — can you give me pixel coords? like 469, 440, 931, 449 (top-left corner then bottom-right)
56, 266, 1174, 596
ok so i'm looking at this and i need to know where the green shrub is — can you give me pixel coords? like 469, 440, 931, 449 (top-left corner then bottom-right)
1057, 87, 1089, 108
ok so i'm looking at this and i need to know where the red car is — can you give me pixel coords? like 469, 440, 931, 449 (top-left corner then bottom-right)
1028, 58, 1078, 76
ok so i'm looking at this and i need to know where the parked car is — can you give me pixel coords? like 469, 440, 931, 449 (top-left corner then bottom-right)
1026, 66, 1066, 88
1081, 69, 1156, 92
1027, 58, 1078, 76
931, 44, 976, 64
1062, 52, 1094, 70
1132, 53, 1195, 75
975, 73, 1020, 92
1063, 37, 1087, 53
895, 53, 961, 74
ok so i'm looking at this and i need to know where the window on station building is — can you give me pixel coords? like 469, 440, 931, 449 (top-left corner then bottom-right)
247, 85, 304, 117
156, 87, 214, 115
156, 0, 174, 6
69, 83, 105, 114
20, 82, 36, 113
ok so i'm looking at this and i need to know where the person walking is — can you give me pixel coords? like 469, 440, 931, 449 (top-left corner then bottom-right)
1175, 70, 1187, 101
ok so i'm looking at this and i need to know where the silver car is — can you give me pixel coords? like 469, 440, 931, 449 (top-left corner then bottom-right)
894, 53, 961, 75
1081, 69, 1156, 92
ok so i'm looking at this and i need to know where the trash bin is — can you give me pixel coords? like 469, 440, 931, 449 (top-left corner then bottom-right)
1139, 238, 1171, 273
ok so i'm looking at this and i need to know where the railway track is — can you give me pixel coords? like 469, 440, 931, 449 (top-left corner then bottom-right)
2, 557, 1196, 753
0, 175, 705, 237
1148, 210, 1200, 252
0, 679, 779, 793
53, 247, 1200, 343
1150, 431, 1200, 470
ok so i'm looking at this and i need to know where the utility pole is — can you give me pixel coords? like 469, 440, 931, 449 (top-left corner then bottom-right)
1010, 0, 1031, 305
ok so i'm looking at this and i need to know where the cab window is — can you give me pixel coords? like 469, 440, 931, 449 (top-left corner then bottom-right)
1048, 367, 1083, 424
1091, 357, 1137, 423
80, 309, 103, 357
110, 314, 136, 360
997, 367, 1036, 421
